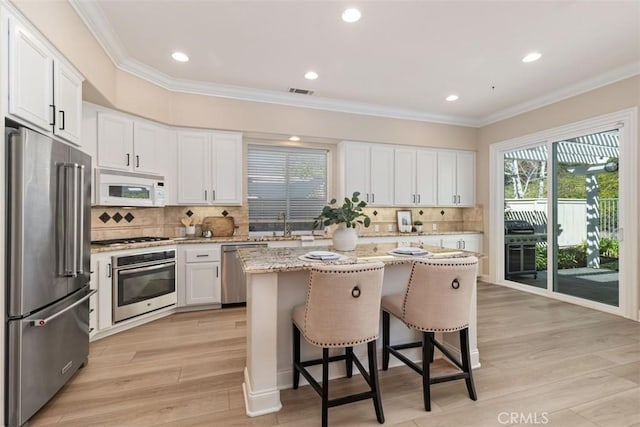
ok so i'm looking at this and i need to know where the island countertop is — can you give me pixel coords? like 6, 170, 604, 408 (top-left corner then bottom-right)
238, 242, 479, 274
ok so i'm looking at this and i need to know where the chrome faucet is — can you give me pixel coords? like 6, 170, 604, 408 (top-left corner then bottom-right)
278, 212, 291, 237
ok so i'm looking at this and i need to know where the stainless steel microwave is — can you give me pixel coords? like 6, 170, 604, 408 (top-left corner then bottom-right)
96, 169, 166, 207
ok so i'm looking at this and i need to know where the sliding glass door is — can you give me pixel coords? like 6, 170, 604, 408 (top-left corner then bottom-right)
501, 129, 621, 308
551, 130, 619, 306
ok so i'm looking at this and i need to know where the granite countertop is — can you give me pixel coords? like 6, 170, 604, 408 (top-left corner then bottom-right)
90, 230, 483, 254
238, 242, 480, 274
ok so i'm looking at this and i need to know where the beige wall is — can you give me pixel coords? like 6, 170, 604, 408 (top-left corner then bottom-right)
476, 75, 640, 308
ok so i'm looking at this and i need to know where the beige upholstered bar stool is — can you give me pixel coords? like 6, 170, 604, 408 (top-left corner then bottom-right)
381, 257, 479, 411
292, 262, 386, 427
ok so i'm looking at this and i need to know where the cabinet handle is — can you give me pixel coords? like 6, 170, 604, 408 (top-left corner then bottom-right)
453, 194, 456, 204
204, 190, 207, 200
417, 194, 421, 203
462, 240, 466, 249
366, 193, 369, 203
136, 155, 140, 168
212, 190, 216, 201
49, 104, 56, 126
89, 327, 95, 333
216, 266, 219, 277
126, 153, 130, 166
59, 110, 65, 130
371, 193, 375, 203
196, 254, 209, 258
412, 194, 416, 203
107, 263, 112, 278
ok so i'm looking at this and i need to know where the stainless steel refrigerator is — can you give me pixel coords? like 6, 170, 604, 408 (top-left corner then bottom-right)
5, 126, 93, 427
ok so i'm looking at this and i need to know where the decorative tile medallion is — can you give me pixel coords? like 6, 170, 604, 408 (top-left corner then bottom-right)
440, 210, 445, 216
112, 212, 123, 223
222, 210, 229, 217
419, 210, 424, 215
186, 210, 194, 217
99, 212, 111, 223
124, 213, 135, 223
372, 210, 378, 216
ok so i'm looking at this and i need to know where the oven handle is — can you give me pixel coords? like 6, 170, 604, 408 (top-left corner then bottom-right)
117, 262, 176, 276
32, 289, 97, 327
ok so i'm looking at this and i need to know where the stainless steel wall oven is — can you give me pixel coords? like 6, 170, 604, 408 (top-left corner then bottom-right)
112, 249, 177, 323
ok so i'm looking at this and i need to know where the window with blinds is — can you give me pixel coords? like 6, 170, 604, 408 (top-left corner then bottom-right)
248, 145, 327, 232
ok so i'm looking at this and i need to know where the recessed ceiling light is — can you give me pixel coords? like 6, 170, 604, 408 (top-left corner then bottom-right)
171, 51, 189, 62
304, 71, 318, 80
341, 8, 361, 23
289, 136, 301, 142
522, 52, 542, 63
446, 94, 459, 102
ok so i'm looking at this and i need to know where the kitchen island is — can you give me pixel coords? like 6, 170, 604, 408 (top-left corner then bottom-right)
239, 242, 481, 417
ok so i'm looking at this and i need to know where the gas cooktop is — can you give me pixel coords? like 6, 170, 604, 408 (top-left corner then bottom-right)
91, 237, 171, 246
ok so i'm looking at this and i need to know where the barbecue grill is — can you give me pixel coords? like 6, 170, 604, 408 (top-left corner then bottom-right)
504, 220, 547, 279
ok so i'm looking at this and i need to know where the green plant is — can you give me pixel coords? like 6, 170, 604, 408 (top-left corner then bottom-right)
313, 192, 371, 229
413, 220, 423, 226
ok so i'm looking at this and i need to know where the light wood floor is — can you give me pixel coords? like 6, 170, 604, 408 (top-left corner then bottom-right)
31, 283, 640, 426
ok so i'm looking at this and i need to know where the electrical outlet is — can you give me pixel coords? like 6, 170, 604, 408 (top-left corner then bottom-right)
387, 224, 393, 232
374, 224, 380, 232
432, 223, 437, 231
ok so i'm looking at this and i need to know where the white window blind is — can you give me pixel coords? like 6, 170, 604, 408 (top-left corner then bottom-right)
248, 145, 327, 231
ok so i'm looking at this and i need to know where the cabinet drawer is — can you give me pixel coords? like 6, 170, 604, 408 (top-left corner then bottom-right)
185, 248, 220, 263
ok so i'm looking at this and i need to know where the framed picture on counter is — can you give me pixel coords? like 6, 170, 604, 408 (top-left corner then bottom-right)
396, 210, 413, 233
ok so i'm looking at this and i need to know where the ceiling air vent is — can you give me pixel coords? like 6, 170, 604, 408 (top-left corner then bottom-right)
288, 87, 314, 95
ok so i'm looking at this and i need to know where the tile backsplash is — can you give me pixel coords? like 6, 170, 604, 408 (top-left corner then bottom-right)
91, 205, 248, 240
91, 204, 482, 240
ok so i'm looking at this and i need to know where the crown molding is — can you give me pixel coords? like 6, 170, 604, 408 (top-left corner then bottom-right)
69, 0, 640, 130
69, 0, 127, 65
479, 61, 640, 127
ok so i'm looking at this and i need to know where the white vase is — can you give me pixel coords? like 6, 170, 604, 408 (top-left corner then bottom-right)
332, 224, 358, 251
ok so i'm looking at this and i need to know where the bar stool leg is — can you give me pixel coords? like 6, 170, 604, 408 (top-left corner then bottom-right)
292, 324, 300, 389
382, 311, 390, 370
321, 348, 330, 427
460, 328, 477, 401
368, 340, 385, 423
345, 346, 354, 378
422, 332, 434, 411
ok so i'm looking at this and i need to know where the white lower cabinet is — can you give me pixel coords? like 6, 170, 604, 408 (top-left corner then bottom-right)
89, 252, 114, 340
440, 234, 482, 252
179, 245, 221, 307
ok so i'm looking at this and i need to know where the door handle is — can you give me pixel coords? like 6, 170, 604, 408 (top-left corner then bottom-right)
76, 164, 84, 274
32, 289, 97, 327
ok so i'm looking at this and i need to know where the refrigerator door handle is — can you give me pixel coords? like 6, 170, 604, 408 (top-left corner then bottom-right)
62, 164, 78, 277
76, 164, 85, 275
31, 289, 97, 327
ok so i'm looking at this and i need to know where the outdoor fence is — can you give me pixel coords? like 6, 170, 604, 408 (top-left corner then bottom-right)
505, 198, 618, 246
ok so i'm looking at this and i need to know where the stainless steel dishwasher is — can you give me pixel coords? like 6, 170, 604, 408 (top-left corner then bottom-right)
221, 243, 268, 305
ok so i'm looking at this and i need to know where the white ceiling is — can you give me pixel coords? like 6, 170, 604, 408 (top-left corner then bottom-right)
71, 0, 640, 127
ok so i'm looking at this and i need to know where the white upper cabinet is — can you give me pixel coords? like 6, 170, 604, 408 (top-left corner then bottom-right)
133, 121, 165, 175
96, 111, 166, 175
53, 61, 83, 144
341, 142, 393, 206
394, 148, 437, 206
177, 131, 210, 204
97, 113, 133, 171
7, 16, 83, 145
177, 130, 243, 205
437, 150, 476, 207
